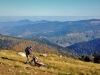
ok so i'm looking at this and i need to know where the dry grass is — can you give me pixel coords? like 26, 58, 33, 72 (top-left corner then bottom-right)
0, 50, 100, 75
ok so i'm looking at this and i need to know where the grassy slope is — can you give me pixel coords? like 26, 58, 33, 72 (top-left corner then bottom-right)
0, 50, 100, 75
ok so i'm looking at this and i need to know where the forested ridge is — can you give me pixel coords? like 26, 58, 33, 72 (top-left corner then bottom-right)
67, 38, 100, 55
0, 34, 77, 57
0, 19, 100, 47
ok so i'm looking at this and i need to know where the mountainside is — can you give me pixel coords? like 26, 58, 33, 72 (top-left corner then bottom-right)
67, 38, 100, 55
0, 19, 100, 47
0, 34, 77, 57
0, 50, 100, 75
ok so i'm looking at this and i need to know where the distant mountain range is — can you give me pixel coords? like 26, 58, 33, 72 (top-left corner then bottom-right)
0, 19, 100, 47
67, 38, 100, 56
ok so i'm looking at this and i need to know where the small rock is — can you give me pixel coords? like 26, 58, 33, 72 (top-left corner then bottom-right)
18, 52, 26, 57
8, 68, 11, 72
59, 55, 62, 57
40, 53, 47, 57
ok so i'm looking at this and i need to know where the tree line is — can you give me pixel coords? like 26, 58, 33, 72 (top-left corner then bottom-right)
80, 51, 100, 63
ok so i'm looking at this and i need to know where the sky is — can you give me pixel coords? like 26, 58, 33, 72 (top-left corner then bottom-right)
0, 0, 100, 21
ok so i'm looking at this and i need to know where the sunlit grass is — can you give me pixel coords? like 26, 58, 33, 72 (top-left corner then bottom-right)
0, 50, 100, 75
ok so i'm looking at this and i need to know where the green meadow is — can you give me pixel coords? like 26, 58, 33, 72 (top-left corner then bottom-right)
0, 50, 100, 75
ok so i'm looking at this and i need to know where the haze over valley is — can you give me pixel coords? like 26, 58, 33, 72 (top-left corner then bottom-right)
0, 19, 100, 47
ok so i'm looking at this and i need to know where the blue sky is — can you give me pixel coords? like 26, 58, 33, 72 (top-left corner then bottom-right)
0, 0, 100, 16
0, 0, 100, 21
